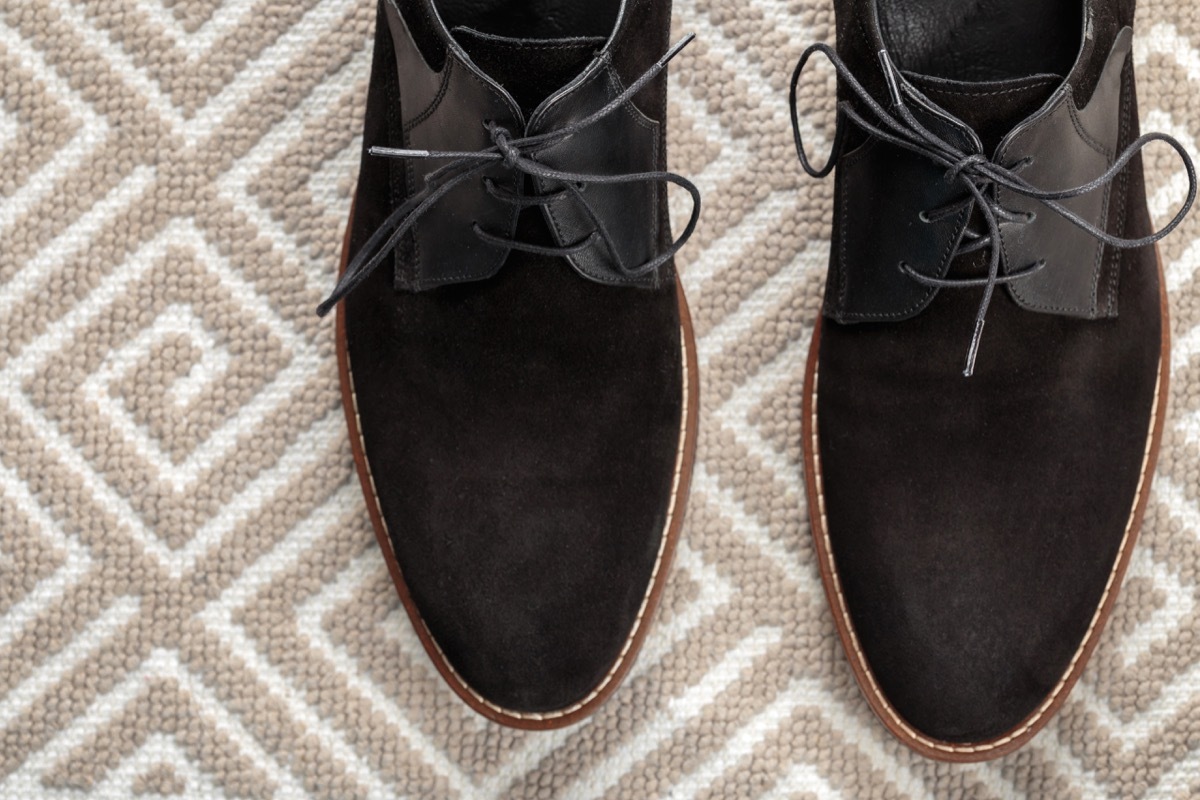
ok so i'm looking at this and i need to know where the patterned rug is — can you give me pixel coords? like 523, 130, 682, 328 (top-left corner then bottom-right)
2, 0, 1199, 797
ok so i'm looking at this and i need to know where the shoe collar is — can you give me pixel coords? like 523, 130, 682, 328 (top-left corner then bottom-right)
395, 0, 635, 129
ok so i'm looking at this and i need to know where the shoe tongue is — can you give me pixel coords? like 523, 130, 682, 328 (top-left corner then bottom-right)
902, 71, 1063, 154
453, 27, 606, 118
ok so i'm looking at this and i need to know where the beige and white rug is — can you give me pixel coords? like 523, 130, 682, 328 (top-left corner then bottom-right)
2, 0, 1199, 797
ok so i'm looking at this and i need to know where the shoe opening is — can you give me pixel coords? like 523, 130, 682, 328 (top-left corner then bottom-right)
433, 0, 622, 41
876, 0, 1083, 82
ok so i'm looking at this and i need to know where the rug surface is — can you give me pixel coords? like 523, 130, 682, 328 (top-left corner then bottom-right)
2, 1, 1199, 798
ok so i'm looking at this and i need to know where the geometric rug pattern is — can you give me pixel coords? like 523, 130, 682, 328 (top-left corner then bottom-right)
1, 0, 1198, 797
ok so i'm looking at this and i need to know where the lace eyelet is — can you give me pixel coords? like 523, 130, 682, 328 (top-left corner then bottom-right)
918, 210, 932, 223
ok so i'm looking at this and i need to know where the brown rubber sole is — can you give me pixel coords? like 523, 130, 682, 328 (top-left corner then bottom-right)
800, 247, 1171, 762
334, 207, 700, 729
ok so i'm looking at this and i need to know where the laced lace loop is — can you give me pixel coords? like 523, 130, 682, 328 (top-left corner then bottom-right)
489, 122, 523, 170
317, 34, 702, 317
789, 42, 1198, 376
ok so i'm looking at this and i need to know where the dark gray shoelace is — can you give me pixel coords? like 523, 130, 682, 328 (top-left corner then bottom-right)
317, 35, 701, 317
790, 42, 1198, 376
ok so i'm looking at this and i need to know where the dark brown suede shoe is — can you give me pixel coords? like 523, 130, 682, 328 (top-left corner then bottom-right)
320, 1, 700, 728
790, 0, 1195, 760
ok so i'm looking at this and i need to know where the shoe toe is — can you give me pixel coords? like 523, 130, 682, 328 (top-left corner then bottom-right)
404, 499, 667, 715
813, 277, 1162, 747
343, 255, 687, 719
832, 513, 1115, 743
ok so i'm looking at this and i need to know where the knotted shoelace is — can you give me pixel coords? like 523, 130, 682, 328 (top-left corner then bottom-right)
317, 34, 701, 317
789, 42, 1198, 376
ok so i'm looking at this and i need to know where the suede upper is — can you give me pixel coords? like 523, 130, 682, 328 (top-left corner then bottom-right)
812, 0, 1168, 745
339, 0, 689, 716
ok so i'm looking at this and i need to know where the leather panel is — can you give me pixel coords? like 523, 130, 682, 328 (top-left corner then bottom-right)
996, 27, 1132, 318
531, 60, 660, 286
828, 73, 978, 322
385, 0, 523, 290
827, 27, 1134, 323
382, 0, 669, 292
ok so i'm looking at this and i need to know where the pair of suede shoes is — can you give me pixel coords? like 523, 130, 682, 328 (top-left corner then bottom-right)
320, 0, 1195, 761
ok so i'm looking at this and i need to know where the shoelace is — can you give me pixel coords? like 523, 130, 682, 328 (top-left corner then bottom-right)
789, 42, 1198, 376
317, 34, 702, 317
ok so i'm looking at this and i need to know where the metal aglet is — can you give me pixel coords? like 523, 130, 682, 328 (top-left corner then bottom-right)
659, 32, 697, 68
963, 318, 986, 378
370, 146, 430, 158
877, 49, 904, 107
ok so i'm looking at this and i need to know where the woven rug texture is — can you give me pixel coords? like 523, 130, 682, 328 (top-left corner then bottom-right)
2, 0, 1200, 797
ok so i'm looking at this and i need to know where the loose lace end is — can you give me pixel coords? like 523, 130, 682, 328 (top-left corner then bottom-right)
963, 318, 986, 378
370, 147, 430, 158
660, 33, 696, 67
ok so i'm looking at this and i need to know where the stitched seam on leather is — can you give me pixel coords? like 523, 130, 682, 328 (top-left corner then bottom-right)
1000, 212, 1085, 313
834, 1, 946, 322
404, 56, 453, 133
546, 62, 660, 286
432, 81, 519, 288
835, 141, 962, 322
385, 47, 419, 287
658, 31, 672, 278
835, 138, 888, 310
834, 139, 974, 322
540, 74, 581, 256
484, 41, 599, 51
393, 16, 456, 286
608, 63, 661, 269
1085, 83, 1122, 316
1067, 92, 1114, 161
1004, 102, 1113, 315
1088, 181, 1114, 317
1068, 90, 1114, 317
874, 202, 964, 320
346, 324, 690, 721
608, 63, 659, 133
1107, 62, 1134, 317
809, 352, 1162, 753
403, 53, 516, 288
918, 78, 1060, 99
836, 8, 887, 134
